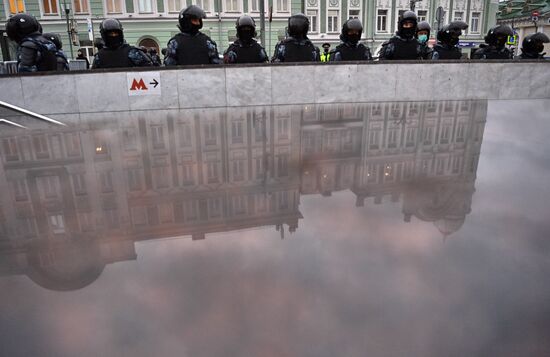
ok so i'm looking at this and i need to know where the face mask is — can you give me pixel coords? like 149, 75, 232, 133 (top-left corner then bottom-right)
347, 33, 361, 45
239, 29, 254, 43
418, 34, 428, 43
105, 34, 123, 48
401, 27, 416, 39
496, 37, 506, 49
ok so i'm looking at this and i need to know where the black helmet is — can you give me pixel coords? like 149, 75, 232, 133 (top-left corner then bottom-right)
522, 32, 550, 55
100, 18, 124, 48
288, 13, 309, 39
5, 13, 41, 43
235, 15, 257, 41
485, 24, 514, 47
416, 21, 431, 38
178, 5, 206, 34
341, 18, 363, 44
398, 11, 418, 39
43, 32, 62, 49
437, 21, 467, 46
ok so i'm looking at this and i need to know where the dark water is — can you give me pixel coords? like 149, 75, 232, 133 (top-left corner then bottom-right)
1, 99, 549, 357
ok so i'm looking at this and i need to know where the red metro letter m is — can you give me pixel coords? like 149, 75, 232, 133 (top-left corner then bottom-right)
130, 79, 148, 91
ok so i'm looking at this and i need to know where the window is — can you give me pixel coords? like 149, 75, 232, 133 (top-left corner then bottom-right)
49, 214, 65, 234
37, 176, 60, 199
423, 126, 433, 145
224, 0, 238, 12
194, 0, 210, 12
276, 0, 288, 12
440, 126, 451, 144
254, 157, 264, 179
456, 123, 466, 142
151, 125, 166, 149
137, 0, 153, 12
367, 164, 379, 183
65, 133, 81, 157
153, 165, 169, 188
377, 10, 388, 32
8, 0, 25, 14
231, 121, 244, 144
204, 122, 217, 145
105, 0, 123, 13
2, 138, 19, 161
277, 119, 289, 140
453, 11, 464, 21
406, 128, 416, 147
307, 9, 319, 33
418, 10, 427, 23
181, 163, 194, 185
122, 128, 137, 150
470, 12, 481, 33
132, 206, 148, 226
232, 160, 245, 181
208, 198, 221, 218
207, 162, 219, 183
178, 123, 192, 147
13, 180, 28, 201
73, 0, 88, 13
127, 168, 142, 191
99, 171, 114, 193
277, 153, 289, 177
349, 9, 360, 19
72, 173, 87, 195
166, 0, 184, 12
233, 196, 246, 215
369, 130, 380, 149
42, 0, 58, 14
327, 10, 339, 33
33, 135, 49, 159
387, 129, 398, 148
278, 191, 289, 210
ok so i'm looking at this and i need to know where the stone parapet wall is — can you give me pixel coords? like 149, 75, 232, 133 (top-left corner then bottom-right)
1, 62, 548, 116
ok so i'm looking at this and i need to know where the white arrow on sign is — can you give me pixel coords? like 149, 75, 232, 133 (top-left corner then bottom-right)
127, 72, 162, 96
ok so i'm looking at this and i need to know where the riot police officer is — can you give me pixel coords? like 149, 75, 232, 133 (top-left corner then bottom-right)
432, 21, 468, 60
517, 32, 549, 60
224, 15, 268, 64
164, 5, 221, 65
330, 18, 372, 61
5, 14, 58, 72
379, 11, 423, 60
272, 14, 320, 62
148, 48, 162, 66
43, 33, 69, 71
92, 19, 152, 68
416, 21, 432, 59
472, 24, 514, 59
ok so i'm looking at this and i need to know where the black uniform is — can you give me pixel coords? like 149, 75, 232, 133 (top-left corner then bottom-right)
92, 19, 152, 69
272, 14, 320, 62
5, 14, 58, 72
330, 18, 372, 61
517, 33, 549, 60
164, 5, 221, 65
472, 25, 514, 60
432, 21, 469, 60
379, 11, 423, 60
43, 33, 69, 71
224, 15, 268, 64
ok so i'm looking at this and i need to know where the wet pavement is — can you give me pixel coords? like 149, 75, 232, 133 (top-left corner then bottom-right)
1, 99, 549, 356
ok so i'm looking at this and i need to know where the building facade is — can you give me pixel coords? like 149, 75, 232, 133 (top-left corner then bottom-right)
0, 99, 486, 290
497, 0, 550, 56
1, 0, 498, 60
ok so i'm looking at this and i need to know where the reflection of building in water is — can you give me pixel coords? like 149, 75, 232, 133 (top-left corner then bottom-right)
300, 100, 486, 236
0, 100, 486, 290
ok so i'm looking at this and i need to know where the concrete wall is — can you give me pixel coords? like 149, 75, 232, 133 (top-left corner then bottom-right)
1, 62, 548, 116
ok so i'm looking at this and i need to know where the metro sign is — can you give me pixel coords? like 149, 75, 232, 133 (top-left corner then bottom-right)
127, 72, 161, 96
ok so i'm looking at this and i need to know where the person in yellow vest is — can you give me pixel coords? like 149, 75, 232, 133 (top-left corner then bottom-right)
320, 43, 331, 62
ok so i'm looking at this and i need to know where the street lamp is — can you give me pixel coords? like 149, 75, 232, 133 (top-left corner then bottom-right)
62, 0, 74, 59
